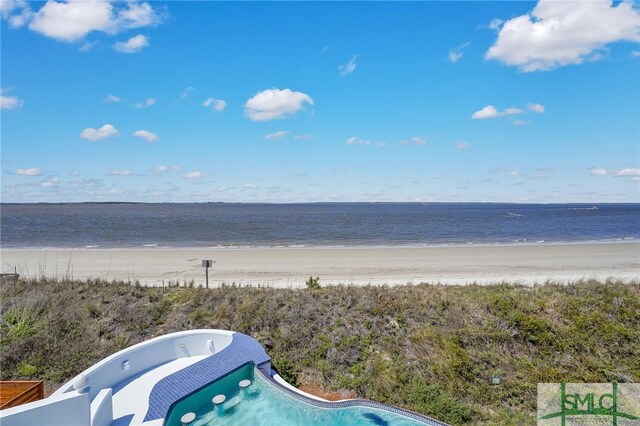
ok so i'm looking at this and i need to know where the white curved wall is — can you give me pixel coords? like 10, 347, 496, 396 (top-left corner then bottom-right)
1, 330, 236, 426
52, 329, 234, 401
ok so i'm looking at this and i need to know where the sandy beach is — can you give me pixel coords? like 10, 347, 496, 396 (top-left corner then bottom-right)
1, 242, 638, 287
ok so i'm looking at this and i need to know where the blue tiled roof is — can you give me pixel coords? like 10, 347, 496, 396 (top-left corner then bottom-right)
143, 332, 270, 422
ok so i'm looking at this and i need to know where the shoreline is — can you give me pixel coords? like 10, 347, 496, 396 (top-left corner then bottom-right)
2, 237, 638, 251
2, 242, 638, 287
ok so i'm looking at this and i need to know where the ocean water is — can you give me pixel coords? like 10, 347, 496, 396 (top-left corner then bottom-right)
1, 203, 638, 249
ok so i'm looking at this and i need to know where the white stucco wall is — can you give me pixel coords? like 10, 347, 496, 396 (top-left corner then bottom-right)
52, 329, 234, 401
0, 391, 90, 426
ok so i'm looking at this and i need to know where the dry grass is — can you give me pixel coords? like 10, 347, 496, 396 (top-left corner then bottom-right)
1, 278, 638, 425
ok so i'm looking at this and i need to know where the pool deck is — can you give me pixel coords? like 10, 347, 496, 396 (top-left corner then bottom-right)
106, 332, 270, 425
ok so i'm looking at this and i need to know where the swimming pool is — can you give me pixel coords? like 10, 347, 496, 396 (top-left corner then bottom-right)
165, 364, 442, 426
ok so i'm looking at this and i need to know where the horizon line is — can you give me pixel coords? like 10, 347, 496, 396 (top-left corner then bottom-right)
1, 201, 638, 206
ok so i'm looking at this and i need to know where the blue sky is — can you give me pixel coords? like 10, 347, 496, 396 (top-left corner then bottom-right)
1, 0, 639, 203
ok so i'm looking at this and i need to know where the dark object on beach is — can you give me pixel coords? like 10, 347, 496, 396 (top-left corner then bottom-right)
202, 259, 214, 288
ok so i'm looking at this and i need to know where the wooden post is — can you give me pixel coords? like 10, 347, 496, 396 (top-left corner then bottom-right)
202, 260, 213, 289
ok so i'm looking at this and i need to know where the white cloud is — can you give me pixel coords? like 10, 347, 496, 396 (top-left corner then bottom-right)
508, 170, 520, 177
346, 136, 386, 147
265, 130, 289, 140
104, 94, 124, 103
244, 88, 313, 121
113, 34, 148, 53
412, 136, 427, 146
23, 0, 161, 42
109, 169, 133, 176
133, 129, 158, 142
591, 168, 608, 175
29, 0, 112, 41
399, 136, 427, 146
504, 107, 524, 115
1, 0, 27, 19
454, 142, 470, 150
338, 55, 358, 76
69, 170, 79, 176
42, 176, 59, 188
78, 40, 95, 51
588, 52, 605, 62
448, 42, 470, 63
153, 165, 168, 172
632, 50, 640, 57
448, 51, 463, 64
134, 98, 155, 108
16, 168, 41, 176
0, 94, 23, 110
203, 97, 226, 112
1, 0, 32, 28
347, 136, 366, 145
615, 168, 640, 176
486, 0, 640, 72
244, 183, 258, 189
471, 105, 499, 119
117, 2, 159, 29
183, 171, 203, 179
488, 18, 504, 31
471, 105, 525, 119
80, 124, 120, 141
180, 86, 194, 100
527, 103, 545, 113
512, 120, 530, 126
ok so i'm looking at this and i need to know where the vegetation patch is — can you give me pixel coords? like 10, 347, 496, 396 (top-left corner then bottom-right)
1, 278, 638, 425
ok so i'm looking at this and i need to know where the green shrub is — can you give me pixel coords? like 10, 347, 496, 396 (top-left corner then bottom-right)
305, 276, 321, 289
17, 363, 38, 377
271, 353, 300, 387
408, 380, 474, 424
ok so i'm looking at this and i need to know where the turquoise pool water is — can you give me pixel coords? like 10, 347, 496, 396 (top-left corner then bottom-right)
164, 364, 433, 426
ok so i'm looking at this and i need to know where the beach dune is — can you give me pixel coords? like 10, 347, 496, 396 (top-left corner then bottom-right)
1, 242, 638, 287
